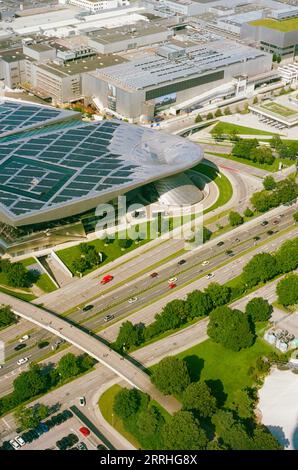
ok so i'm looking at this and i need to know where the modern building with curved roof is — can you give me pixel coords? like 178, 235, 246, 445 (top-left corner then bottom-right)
0, 102, 203, 227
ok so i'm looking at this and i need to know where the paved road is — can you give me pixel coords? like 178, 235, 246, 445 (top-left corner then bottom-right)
0, 204, 296, 384
2, 272, 295, 449
0, 292, 180, 415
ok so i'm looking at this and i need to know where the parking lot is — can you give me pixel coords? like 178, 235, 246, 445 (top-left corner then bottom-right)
1, 408, 108, 451
22, 417, 98, 450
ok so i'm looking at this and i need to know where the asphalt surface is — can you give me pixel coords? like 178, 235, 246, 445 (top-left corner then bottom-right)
0, 205, 296, 391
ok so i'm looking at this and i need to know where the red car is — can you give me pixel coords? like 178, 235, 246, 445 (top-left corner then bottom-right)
79, 426, 90, 437
100, 274, 113, 284
168, 283, 176, 289
150, 272, 158, 278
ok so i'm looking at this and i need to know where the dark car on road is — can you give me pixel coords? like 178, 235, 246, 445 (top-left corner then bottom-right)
82, 305, 93, 312
178, 259, 186, 266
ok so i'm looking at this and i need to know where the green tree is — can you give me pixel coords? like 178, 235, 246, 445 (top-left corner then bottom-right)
276, 274, 298, 306
114, 321, 143, 352
183, 381, 217, 417
13, 364, 48, 402
214, 108, 222, 117
0, 305, 17, 328
206, 112, 214, 120
14, 404, 50, 430
270, 135, 282, 150
250, 190, 275, 212
195, 114, 203, 123
253, 96, 259, 104
204, 282, 231, 308
186, 290, 213, 318
137, 405, 165, 438
242, 253, 278, 287
251, 425, 282, 450
118, 238, 131, 249
245, 297, 273, 322
207, 306, 254, 351
212, 410, 251, 450
72, 257, 90, 274
229, 211, 244, 226
224, 107, 231, 115
163, 411, 207, 450
244, 207, 254, 217
57, 353, 80, 380
151, 357, 190, 395
276, 238, 298, 273
7, 263, 29, 288
113, 388, 142, 420
263, 176, 277, 191
232, 138, 258, 159
293, 212, 298, 223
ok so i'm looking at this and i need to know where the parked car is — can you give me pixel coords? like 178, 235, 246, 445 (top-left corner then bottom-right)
104, 314, 114, 322
19, 335, 29, 343
79, 427, 90, 437
15, 436, 25, 447
79, 396, 86, 407
17, 357, 28, 366
77, 442, 88, 450
97, 444, 108, 450
9, 439, 20, 450
82, 305, 93, 312
14, 343, 26, 351
100, 274, 113, 284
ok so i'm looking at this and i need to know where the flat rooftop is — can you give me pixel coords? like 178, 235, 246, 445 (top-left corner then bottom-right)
97, 40, 268, 91
89, 24, 169, 45
249, 17, 298, 32
37, 54, 127, 78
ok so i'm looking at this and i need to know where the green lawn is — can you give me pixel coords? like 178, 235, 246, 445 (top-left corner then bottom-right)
56, 235, 149, 276
211, 121, 278, 137
35, 273, 57, 293
0, 285, 36, 301
98, 384, 170, 449
176, 337, 274, 410
194, 163, 233, 213
249, 17, 298, 32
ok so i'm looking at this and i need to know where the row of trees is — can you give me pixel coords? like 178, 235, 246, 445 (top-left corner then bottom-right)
0, 353, 96, 416
113, 355, 281, 449
251, 177, 298, 213
0, 305, 17, 329
232, 139, 275, 165
0, 258, 35, 288
113, 237, 297, 353
195, 108, 232, 123
113, 282, 233, 353
242, 237, 298, 287
270, 135, 298, 161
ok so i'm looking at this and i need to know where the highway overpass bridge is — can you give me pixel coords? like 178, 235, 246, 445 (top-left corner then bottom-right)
0, 292, 180, 414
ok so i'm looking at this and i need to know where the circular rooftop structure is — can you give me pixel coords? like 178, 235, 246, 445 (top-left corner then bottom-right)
0, 101, 204, 226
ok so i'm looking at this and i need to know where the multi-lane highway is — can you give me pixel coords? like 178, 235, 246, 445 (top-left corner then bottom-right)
0, 203, 296, 390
